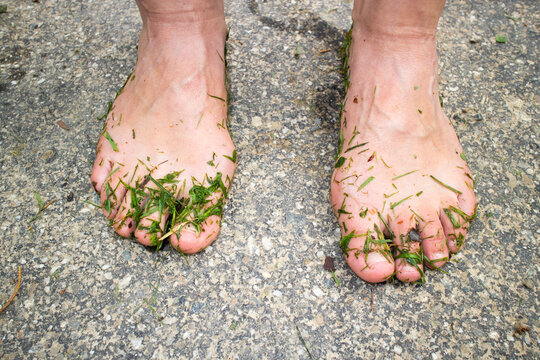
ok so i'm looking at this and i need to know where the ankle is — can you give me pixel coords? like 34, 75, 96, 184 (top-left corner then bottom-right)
143, 17, 226, 42
349, 27, 438, 85
138, 1, 226, 42
352, 0, 444, 42
137, 0, 225, 23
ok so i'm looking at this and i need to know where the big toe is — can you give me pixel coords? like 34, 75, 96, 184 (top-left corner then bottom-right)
340, 223, 395, 283
346, 250, 395, 283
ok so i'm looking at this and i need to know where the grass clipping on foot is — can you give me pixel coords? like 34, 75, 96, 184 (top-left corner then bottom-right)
111, 170, 229, 251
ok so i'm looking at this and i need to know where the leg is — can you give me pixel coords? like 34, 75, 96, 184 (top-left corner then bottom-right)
91, 0, 236, 253
331, 0, 476, 283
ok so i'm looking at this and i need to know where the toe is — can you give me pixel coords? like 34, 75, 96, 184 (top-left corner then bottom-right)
458, 187, 477, 217
443, 224, 469, 254
129, 177, 171, 247
443, 180, 477, 253
340, 216, 395, 283
134, 210, 168, 247
112, 189, 137, 238
91, 154, 112, 193
170, 214, 222, 254
100, 173, 128, 220
169, 173, 230, 254
440, 199, 475, 254
389, 212, 423, 283
418, 215, 449, 269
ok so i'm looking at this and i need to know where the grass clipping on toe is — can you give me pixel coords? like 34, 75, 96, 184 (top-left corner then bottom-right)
111, 170, 230, 250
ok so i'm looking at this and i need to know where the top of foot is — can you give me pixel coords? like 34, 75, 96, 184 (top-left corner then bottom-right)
331, 24, 477, 284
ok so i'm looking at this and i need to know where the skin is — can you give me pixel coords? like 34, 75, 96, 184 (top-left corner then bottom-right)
91, 0, 477, 282
90, 0, 235, 254
331, 0, 477, 283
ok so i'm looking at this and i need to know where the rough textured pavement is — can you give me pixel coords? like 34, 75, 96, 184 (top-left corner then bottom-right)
0, 0, 538, 359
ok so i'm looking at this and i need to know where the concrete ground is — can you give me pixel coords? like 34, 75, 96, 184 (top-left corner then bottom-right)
0, 0, 538, 359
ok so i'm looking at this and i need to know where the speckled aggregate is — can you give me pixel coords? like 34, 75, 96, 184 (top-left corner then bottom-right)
0, 0, 537, 359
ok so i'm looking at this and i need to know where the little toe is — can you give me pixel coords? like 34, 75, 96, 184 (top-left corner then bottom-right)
457, 186, 477, 217
91, 155, 112, 193
440, 202, 474, 254
112, 190, 137, 238
444, 225, 469, 254
100, 174, 128, 220
170, 214, 222, 254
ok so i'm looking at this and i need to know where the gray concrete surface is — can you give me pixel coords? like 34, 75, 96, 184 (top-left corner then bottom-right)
0, 0, 538, 358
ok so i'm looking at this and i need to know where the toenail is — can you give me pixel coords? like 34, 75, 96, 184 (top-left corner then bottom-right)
408, 229, 421, 242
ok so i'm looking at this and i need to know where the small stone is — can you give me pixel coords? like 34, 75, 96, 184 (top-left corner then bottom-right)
514, 320, 531, 335
261, 237, 273, 250
40, 148, 57, 163
507, 172, 518, 188
68, 318, 80, 330
190, 302, 204, 313
162, 316, 178, 325
521, 278, 534, 289
469, 36, 481, 44
408, 229, 421, 242
130, 337, 142, 350
252, 116, 262, 127
323, 256, 335, 272
473, 113, 484, 121
118, 275, 131, 289
312, 286, 324, 297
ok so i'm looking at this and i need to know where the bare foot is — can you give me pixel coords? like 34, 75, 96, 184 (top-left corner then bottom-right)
90, 1, 236, 254
331, 2, 477, 283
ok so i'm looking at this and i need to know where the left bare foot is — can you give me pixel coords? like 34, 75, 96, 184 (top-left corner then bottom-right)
331, 1, 477, 283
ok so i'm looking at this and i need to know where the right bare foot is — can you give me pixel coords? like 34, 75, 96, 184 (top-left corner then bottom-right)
90, 0, 236, 254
